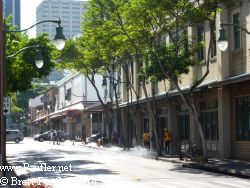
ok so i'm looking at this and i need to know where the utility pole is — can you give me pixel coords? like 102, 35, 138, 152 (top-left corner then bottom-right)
0, 0, 5, 176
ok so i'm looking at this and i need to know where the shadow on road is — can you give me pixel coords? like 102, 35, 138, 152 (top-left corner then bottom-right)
7, 149, 118, 181
169, 164, 228, 178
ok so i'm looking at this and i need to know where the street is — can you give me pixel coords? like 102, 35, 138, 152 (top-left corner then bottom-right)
6, 138, 250, 188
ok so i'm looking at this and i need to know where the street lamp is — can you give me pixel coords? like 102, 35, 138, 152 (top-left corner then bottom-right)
35, 50, 44, 68
47, 104, 51, 130
102, 75, 108, 144
6, 45, 44, 68
4, 18, 66, 69
102, 76, 108, 104
4, 18, 66, 51
218, 23, 250, 51
53, 22, 66, 50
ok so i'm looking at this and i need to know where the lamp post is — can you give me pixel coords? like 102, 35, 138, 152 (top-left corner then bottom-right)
0, 0, 66, 167
102, 75, 108, 142
218, 22, 250, 51
47, 104, 51, 130
102, 76, 108, 105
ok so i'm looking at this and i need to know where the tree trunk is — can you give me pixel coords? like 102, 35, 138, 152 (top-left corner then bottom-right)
170, 78, 208, 160
142, 80, 161, 157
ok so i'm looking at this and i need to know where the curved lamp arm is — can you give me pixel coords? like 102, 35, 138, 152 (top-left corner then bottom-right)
220, 23, 250, 35
4, 18, 62, 33
6, 45, 40, 58
4, 18, 66, 50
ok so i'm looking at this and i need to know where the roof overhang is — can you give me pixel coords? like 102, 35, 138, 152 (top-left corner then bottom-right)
209, 73, 250, 88
49, 102, 84, 119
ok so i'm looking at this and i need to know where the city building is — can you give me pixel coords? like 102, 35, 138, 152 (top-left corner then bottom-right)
2, 0, 20, 29
29, 72, 104, 141
36, 0, 88, 39
116, 1, 250, 160
29, 1, 250, 161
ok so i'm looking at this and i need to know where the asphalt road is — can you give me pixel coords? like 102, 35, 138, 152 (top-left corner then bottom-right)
5, 138, 250, 188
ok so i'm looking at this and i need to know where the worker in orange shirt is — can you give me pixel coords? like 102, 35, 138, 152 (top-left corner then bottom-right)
143, 130, 150, 150
164, 128, 171, 154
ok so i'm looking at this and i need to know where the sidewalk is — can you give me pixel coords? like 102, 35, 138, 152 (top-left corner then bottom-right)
84, 143, 250, 179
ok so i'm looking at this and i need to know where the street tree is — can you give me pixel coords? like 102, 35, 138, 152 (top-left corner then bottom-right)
57, 0, 236, 158
81, 0, 236, 159
56, 1, 142, 147
10, 84, 49, 123
120, 0, 236, 159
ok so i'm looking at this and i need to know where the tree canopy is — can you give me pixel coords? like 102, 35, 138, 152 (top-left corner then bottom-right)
56, 0, 237, 157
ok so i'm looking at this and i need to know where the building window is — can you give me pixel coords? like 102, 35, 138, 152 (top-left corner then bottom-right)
76, 115, 81, 123
210, 21, 216, 58
197, 23, 205, 60
200, 100, 218, 141
233, 12, 241, 49
92, 113, 102, 124
178, 114, 190, 141
142, 112, 149, 132
65, 88, 71, 101
235, 96, 250, 141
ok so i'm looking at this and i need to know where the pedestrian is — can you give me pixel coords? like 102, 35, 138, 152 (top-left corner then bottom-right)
49, 129, 53, 144
56, 129, 60, 145
111, 130, 118, 145
143, 130, 150, 150
96, 128, 102, 147
164, 128, 172, 154
151, 130, 156, 151
53, 129, 57, 145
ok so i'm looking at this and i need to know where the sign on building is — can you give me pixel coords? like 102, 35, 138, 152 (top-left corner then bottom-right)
3, 97, 11, 115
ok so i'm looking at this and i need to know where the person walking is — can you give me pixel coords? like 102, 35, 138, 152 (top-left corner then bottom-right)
151, 130, 156, 151
164, 128, 171, 154
56, 129, 61, 145
53, 129, 57, 145
49, 129, 53, 144
143, 130, 150, 150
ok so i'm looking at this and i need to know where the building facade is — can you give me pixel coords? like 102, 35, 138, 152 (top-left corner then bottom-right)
2, 0, 20, 29
36, 0, 88, 39
29, 72, 104, 141
117, 1, 250, 160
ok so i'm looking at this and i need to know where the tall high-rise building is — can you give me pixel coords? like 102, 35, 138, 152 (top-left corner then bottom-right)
36, 0, 88, 39
2, 0, 21, 29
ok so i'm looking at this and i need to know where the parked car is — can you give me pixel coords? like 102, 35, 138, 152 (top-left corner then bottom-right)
34, 130, 68, 142
6, 130, 24, 143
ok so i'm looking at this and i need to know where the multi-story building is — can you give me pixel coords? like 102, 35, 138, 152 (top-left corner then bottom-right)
118, 1, 250, 160
29, 72, 104, 141
36, 0, 88, 39
2, 0, 20, 29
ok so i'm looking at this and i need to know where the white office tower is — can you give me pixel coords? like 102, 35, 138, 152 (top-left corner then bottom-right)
36, 0, 88, 39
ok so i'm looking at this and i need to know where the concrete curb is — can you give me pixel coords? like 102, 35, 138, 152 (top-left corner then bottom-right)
156, 157, 250, 179
182, 163, 250, 179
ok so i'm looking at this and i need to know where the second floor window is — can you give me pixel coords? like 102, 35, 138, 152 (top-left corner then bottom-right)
197, 23, 205, 60
92, 113, 102, 124
233, 12, 241, 49
66, 88, 71, 101
210, 21, 217, 58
